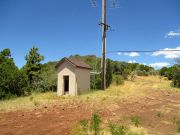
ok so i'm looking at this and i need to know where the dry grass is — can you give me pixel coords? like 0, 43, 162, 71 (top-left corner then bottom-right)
0, 76, 179, 112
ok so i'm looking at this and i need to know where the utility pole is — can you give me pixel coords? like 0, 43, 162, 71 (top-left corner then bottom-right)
90, 0, 118, 90
101, 0, 106, 90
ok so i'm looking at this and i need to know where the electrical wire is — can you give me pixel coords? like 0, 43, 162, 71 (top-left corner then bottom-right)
106, 49, 180, 54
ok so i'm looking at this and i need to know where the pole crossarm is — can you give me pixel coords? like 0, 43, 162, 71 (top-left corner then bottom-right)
98, 23, 111, 31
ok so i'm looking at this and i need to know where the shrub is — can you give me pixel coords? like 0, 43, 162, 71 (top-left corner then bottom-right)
113, 75, 124, 85
136, 70, 148, 76
129, 71, 136, 81
90, 74, 101, 89
122, 69, 131, 80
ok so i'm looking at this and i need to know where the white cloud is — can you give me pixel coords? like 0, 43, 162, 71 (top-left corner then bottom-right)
117, 52, 122, 55
124, 52, 140, 57
128, 60, 136, 63
149, 62, 170, 69
152, 46, 180, 59
165, 29, 180, 38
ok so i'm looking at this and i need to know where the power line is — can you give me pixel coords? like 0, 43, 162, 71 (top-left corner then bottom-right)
109, 0, 120, 9
90, 0, 97, 7
106, 49, 180, 54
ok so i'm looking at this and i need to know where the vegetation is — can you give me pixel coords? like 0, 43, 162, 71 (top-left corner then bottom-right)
109, 124, 128, 135
113, 75, 124, 85
23, 47, 44, 91
72, 113, 145, 135
0, 76, 179, 134
71, 55, 156, 89
38, 61, 57, 92
131, 116, 141, 127
0, 47, 179, 100
159, 59, 180, 88
0, 49, 28, 99
172, 116, 180, 133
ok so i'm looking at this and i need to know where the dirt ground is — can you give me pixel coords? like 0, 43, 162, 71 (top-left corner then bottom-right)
0, 79, 180, 135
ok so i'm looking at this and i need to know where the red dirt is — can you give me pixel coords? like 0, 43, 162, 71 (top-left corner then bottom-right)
0, 90, 180, 135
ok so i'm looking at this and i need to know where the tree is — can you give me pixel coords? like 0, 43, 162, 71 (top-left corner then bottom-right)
0, 48, 28, 99
38, 62, 57, 91
159, 67, 168, 76
172, 59, 180, 87
24, 47, 44, 87
172, 65, 180, 87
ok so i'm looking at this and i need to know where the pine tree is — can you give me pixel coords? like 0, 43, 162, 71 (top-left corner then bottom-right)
24, 47, 44, 86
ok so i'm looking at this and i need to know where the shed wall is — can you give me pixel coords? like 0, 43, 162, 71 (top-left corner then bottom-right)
57, 62, 77, 96
75, 68, 90, 94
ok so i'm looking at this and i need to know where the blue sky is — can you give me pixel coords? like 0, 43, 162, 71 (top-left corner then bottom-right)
0, 0, 180, 68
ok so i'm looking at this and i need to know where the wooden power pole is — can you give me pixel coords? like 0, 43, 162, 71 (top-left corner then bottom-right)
101, 0, 106, 90
90, 0, 118, 90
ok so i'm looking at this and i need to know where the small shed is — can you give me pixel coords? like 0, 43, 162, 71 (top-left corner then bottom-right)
56, 57, 92, 96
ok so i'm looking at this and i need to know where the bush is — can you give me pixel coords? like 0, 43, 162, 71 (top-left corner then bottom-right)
136, 70, 148, 76
122, 69, 131, 80
113, 75, 124, 85
129, 71, 136, 81
90, 74, 102, 89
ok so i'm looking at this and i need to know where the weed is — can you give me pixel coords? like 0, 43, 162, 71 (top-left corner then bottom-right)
86, 96, 90, 100
29, 96, 34, 101
128, 132, 144, 135
176, 120, 180, 133
72, 112, 102, 135
102, 97, 107, 101
172, 116, 180, 133
33, 100, 39, 106
90, 112, 101, 135
156, 112, 163, 118
109, 123, 128, 135
80, 119, 89, 134
131, 116, 140, 127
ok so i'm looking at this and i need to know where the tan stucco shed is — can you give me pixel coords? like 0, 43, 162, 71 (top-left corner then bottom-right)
56, 57, 92, 96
